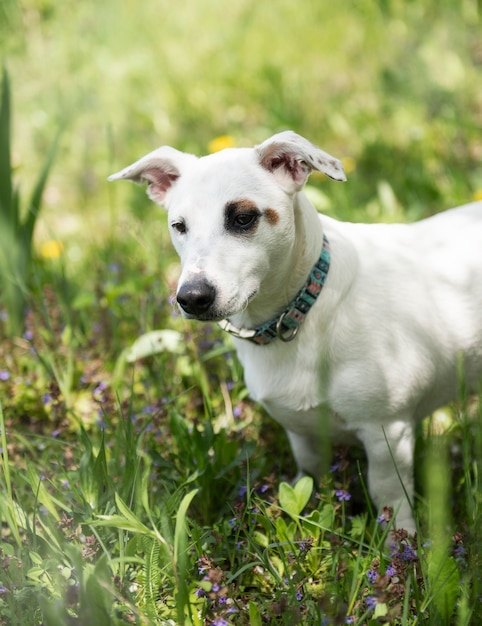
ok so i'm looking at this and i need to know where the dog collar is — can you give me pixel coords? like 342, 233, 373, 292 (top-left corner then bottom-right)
218, 234, 331, 345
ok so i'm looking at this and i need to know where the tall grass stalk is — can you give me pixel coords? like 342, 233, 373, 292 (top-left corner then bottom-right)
0, 68, 60, 336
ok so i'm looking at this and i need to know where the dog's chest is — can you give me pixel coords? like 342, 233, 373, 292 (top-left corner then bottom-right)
233, 338, 349, 438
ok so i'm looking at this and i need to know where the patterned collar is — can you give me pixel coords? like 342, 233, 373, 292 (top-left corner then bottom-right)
218, 234, 331, 345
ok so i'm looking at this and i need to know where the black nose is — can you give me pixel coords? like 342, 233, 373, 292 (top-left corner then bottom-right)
176, 280, 216, 317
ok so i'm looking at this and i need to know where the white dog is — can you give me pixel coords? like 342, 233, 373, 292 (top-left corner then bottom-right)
110, 131, 482, 535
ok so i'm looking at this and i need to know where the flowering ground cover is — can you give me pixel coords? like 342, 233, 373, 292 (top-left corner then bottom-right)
1, 1, 482, 623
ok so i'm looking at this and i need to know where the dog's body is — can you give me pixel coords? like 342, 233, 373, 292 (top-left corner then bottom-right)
110, 132, 482, 534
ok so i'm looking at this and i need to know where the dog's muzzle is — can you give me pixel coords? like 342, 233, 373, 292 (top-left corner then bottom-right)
176, 279, 217, 318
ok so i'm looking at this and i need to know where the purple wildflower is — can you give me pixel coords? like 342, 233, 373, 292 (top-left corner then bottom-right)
402, 544, 417, 561
367, 570, 378, 584
42, 393, 52, 405
366, 596, 377, 610
385, 564, 396, 577
212, 618, 229, 626
296, 590, 303, 601
0, 370, 10, 381
335, 489, 351, 501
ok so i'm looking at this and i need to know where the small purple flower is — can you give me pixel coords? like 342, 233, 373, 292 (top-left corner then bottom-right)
233, 405, 242, 418
42, 393, 52, 405
238, 485, 247, 499
228, 517, 237, 529
23, 330, 33, 341
335, 489, 351, 502
212, 618, 229, 626
195, 588, 205, 597
330, 461, 340, 473
454, 545, 465, 559
212, 583, 220, 593
345, 618, 355, 624
367, 570, 378, 584
0, 585, 8, 594
402, 544, 417, 561
385, 564, 396, 577
296, 590, 303, 601
377, 512, 388, 523
0, 370, 10, 381
366, 596, 377, 610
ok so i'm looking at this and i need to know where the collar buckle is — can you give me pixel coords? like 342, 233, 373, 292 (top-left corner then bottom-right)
276, 312, 299, 342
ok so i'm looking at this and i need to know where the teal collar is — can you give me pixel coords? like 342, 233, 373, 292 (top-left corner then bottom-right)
218, 234, 331, 345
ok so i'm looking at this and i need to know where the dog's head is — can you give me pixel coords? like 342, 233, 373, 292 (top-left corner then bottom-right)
109, 131, 345, 324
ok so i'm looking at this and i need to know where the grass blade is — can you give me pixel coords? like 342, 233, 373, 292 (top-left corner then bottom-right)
0, 66, 12, 223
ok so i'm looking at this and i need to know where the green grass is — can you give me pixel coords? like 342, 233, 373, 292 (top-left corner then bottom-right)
1, 1, 482, 624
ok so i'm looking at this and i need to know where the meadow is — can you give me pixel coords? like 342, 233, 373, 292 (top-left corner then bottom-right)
1, 0, 482, 624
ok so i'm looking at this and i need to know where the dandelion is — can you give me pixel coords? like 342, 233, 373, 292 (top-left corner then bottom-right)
40, 239, 64, 260
335, 488, 351, 501
473, 189, 482, 202
341, 156, 356, 174
208, 135, 236, 154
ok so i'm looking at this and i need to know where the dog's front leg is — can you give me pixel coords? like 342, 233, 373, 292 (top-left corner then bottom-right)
286, 430, 324, 481
359, 419, 416, 535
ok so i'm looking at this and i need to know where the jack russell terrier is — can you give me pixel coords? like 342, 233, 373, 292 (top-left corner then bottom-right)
109, 131, 482, 536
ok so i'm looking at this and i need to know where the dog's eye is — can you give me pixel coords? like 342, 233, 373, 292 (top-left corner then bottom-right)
171, 221, 187, 234
233, 213, 258, 230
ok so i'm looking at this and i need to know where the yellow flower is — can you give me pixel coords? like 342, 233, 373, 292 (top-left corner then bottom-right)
473, 189, 482, 202
341, 156, 356, 174
40, 240, 64, 259
208, 135, 236, 153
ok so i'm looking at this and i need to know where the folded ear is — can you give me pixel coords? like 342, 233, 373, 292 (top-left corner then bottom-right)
108, 146, 197, 205
255, 131, 346, 193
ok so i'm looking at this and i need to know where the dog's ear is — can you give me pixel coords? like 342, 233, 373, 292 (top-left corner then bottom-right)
255, 131, 346, 193
108, 147, 197, 205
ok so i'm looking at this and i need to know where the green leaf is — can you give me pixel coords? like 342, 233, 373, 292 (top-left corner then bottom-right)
126, 329, 184, 362
427, 552, 460, 622
293, 475, 313, 511
249, 600, 263, 626
279, 475, 313, 518
0, 67, 12, 222
23, 127, 61, 251
174, 488, 198, 625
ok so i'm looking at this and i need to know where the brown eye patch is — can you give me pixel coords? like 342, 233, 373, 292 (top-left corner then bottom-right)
225, 199, 261, 234
264, 208, 280, 226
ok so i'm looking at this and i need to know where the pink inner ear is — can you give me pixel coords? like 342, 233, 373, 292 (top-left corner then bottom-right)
143, 168, 179, 193
260, 147, 309, 187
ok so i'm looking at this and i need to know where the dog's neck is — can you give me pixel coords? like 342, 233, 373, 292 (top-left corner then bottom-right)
230, 192, 325, 330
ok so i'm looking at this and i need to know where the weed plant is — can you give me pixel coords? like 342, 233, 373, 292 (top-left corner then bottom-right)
1, 1, 482, 624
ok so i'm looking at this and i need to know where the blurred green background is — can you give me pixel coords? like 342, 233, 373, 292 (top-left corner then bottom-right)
1, 0, 481, 259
